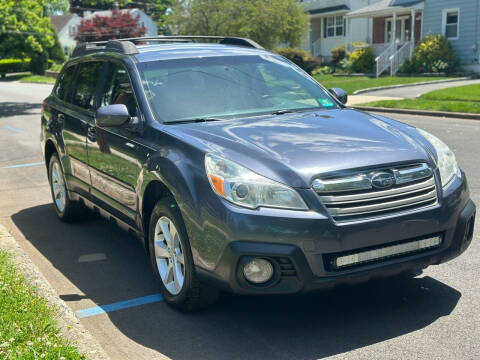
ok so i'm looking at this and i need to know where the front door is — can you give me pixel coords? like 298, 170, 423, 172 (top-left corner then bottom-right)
385, 17, 411, 43
87, 61, 148, 228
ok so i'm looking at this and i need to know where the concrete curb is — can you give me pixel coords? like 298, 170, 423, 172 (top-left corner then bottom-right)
352, 77, 470, 95
352, 106, 480, 120
0, 224, 110, 360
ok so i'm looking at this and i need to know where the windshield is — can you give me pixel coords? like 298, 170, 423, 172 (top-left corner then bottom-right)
138, 54, 339, 123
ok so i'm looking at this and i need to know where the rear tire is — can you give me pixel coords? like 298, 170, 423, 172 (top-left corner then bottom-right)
148, 196, 219, 311
48, 153, 88, 222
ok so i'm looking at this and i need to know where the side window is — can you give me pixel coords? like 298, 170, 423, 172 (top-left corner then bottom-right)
72, 61, 104, 111
101, 63, 137, 116
55, 65, 76, 101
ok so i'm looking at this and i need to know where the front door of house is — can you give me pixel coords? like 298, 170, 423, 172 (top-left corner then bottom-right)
385, 17, 411, 43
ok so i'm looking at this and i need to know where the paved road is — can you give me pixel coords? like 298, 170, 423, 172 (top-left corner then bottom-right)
0, 82, 479, 360
359, 78, 480, 98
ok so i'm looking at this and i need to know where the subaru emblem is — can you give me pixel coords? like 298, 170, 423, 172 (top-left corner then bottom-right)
370, 172, 395, 189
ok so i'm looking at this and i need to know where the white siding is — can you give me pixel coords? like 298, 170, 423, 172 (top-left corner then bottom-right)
131, 9, 158, 37
304, 0, 383, 60
58, 14, 82, 55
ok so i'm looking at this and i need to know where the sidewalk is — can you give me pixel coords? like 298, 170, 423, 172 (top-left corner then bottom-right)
347, 95, 402, 106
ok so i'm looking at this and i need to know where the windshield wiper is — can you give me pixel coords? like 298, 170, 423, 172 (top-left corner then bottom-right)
271, 109, 297, 115
271, 107, 324, 116
165, 117, 225, 125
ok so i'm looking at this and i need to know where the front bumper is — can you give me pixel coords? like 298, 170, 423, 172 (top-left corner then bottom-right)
193, 173, 476, 295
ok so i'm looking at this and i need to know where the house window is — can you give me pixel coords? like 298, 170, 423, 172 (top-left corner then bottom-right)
324, 16, 345, 38
443, 9, 459, 40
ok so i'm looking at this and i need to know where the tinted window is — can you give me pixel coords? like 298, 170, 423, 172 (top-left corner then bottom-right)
72, 61, 104, 110
101, 63, 137, 116
55, 65, 76, 101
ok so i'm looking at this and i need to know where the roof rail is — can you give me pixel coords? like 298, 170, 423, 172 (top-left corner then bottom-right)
71, 36, 263, 58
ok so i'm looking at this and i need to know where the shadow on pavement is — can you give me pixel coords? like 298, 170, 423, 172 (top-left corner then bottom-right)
0, 102, 41, 117
12, 204, 461, 360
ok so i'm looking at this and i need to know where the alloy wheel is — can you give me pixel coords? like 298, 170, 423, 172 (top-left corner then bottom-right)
51, 162, 66, 213
154, 216, 185, 295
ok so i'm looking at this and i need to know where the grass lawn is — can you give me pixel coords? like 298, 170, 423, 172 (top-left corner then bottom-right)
360, 84, 480, 114
0, 72, 55, 84
313, 74, 451, 94
0, 251, 84, 359
19, 75, 56, 84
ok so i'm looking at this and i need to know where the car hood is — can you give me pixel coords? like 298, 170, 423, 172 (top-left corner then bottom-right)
165, 109, 431, 188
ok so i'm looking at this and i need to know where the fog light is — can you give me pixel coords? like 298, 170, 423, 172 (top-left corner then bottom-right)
243, 258, 274, 284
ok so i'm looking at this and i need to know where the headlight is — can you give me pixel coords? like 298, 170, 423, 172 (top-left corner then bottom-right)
205, 153, 308, 210
417, 128, 459, 187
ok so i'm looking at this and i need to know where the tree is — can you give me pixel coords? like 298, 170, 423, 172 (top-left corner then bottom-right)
75, 9, 146, 42
168, 0, 309, 49
0, 0, 57, 74
70, 0, 131, 15
134, 0, 173, 34
70, 0, 173, 34
46, 0, 70, 15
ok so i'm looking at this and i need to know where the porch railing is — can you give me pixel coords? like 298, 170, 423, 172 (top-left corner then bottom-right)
312, 38, 322, 58
389, 42, 411, 76
375, 42, 395, 78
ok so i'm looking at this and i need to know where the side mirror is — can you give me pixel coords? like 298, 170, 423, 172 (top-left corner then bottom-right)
328, 88, 348, 105
95, 104, 130, 127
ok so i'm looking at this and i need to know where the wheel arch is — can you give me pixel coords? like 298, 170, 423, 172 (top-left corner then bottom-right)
141, 179, 175, 254
44, 139, 58, 169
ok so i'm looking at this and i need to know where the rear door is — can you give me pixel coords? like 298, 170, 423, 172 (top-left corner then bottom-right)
63, 60, 105, 197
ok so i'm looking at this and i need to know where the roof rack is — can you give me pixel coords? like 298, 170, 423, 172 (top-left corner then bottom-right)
71, 36, 264, 58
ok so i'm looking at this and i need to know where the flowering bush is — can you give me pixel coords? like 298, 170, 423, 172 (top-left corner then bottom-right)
340, 45, 374, 73
330, 44, 345, 67
312, 65, 334, 75
400, 34, 459, 73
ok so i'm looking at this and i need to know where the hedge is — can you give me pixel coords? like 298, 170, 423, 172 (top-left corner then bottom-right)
0, 59, 31, 76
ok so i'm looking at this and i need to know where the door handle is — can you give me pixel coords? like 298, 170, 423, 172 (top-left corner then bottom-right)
87, 126, 97, 142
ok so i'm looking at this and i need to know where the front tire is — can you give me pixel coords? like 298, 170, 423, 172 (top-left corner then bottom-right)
48, 153, 87, 222
148, 197, 219, 311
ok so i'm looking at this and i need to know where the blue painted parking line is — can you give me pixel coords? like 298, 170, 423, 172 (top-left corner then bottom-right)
6, 126, 24, 133
76, 294, 164, 319
2, 161, 45, 169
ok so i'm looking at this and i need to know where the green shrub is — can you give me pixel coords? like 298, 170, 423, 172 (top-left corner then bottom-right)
0, 59, 31, 75
330, 44, 345, 67
403, 34, 459, 73
348, 46, 374, 73
339, 58, 353, 73
312, 65, 334, 76
276, 48, 321, 74
49, 62, 64, 72
30, 52, 48, 75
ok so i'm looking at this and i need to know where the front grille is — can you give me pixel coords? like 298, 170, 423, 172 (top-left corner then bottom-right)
324, 233, 443, 271
314, 163, 438, 222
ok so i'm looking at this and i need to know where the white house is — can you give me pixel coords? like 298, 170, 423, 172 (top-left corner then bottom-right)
83, 8, 158, 37
50, 13, 82, 56
301, 0, 385, 61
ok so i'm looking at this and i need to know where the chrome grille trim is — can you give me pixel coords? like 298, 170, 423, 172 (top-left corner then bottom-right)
314, 163, 438, 222
320, 177, 435, 204
326, 189, 437, 216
